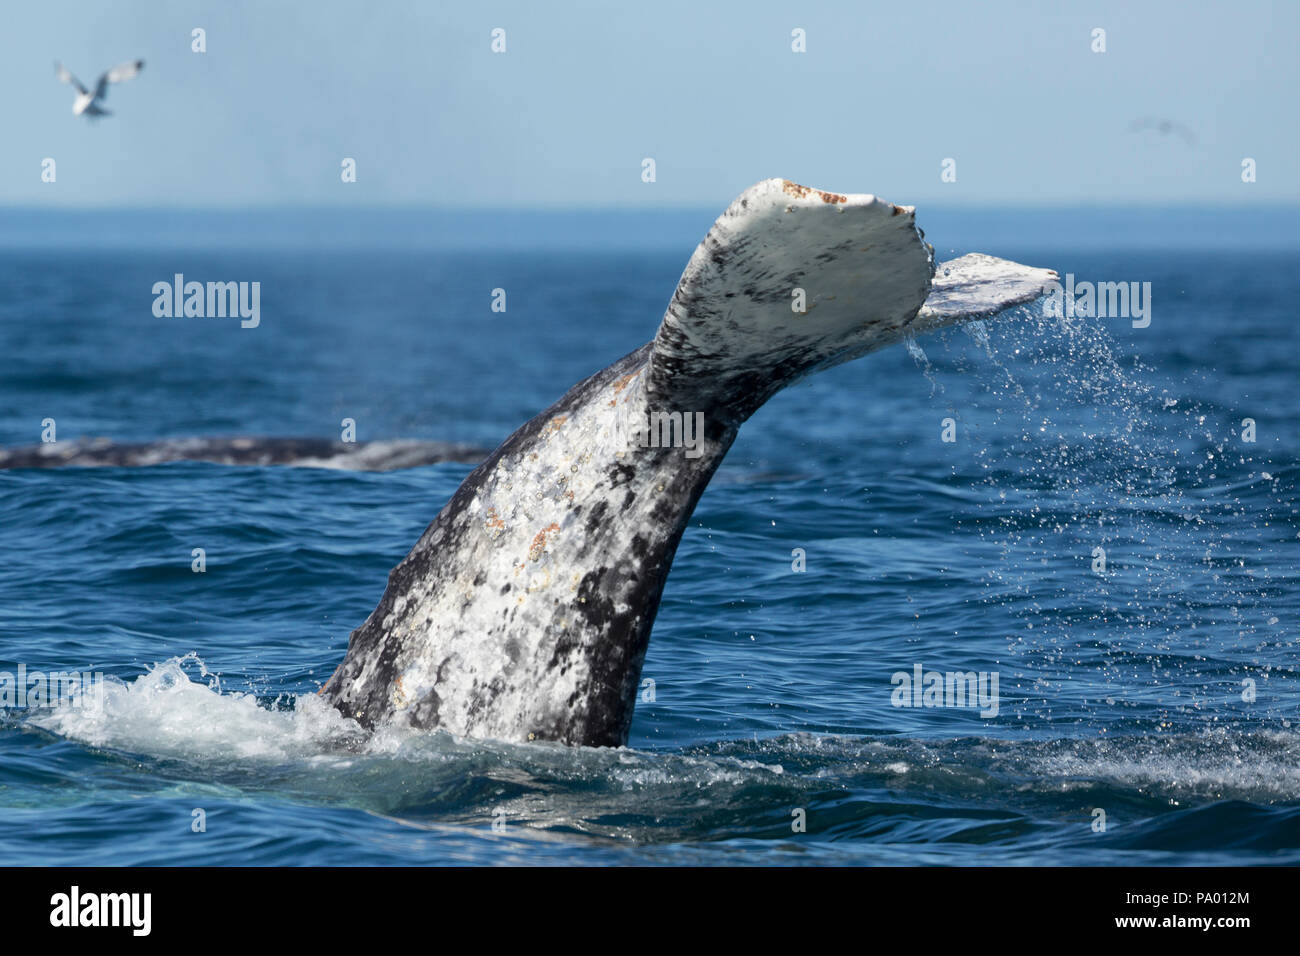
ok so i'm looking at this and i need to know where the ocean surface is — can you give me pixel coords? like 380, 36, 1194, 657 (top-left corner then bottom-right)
1, 208, 1297, 865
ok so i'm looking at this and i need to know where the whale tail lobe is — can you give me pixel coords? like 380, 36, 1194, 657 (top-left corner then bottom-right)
647, 179, 1055, 423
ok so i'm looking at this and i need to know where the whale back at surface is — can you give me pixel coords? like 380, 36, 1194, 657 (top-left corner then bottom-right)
321, 180, 1056, 746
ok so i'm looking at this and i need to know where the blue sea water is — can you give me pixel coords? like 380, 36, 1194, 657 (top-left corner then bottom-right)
0, 210, 1297, 865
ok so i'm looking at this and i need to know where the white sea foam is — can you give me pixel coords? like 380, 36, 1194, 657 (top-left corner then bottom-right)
28, 658, 1295, 808
28, 655, 365, 762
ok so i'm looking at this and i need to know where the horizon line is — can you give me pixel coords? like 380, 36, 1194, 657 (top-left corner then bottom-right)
4, 200, 1300, 214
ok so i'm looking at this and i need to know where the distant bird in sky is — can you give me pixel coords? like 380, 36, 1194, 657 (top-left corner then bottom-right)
1128, 116, 1197, 146
55, 59, 144, 118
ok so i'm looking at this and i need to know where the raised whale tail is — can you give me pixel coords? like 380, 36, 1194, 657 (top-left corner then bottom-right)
321, 180, 1056, 747
647, 179, 1054, 423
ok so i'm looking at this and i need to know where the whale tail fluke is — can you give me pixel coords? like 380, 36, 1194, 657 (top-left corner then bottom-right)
321, 179, 1057, 747
647, 179, 1055, 423
915, 252, 1059, 331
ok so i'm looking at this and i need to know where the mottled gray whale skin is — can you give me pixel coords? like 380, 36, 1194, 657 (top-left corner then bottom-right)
321, 179, 1056, 747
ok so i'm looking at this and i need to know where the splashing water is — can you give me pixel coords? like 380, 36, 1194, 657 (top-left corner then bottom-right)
926, 299, 1294, 733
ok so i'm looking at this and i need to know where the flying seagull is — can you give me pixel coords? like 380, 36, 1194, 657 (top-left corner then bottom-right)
1128, 116, 1196, 146
55, 59, 144, 117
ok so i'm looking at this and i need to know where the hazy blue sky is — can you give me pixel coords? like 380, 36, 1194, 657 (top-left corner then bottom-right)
4, 0, 1296, 207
